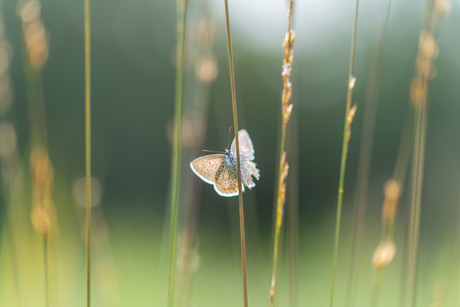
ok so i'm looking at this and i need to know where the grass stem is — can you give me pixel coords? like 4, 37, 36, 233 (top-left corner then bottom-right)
329, 1, 359, 306
44, 236, 49, 307
347, 1, 391, 306
84, 0, 92, 304
269, 1, 295, 306
167, 0, 188, 306
223, 1, 248, 306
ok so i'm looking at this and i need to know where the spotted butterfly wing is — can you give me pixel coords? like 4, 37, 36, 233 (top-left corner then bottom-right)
190, 154, 224, 184
214, 161, 245, 197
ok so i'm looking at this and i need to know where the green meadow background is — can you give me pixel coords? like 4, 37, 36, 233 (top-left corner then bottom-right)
0, 0, 459, 306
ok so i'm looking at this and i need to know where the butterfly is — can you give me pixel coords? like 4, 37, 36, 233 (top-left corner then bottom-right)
190, 129, 260, 197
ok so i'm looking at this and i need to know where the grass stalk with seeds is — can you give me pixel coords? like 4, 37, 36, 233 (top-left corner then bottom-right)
269, 0, 295, 306
346, 1, 391, 306
167, 0, 188, 306
403, 2, 450, 305
223, 0, 248, 306
18, 1, 55, 305
329, 1, 359, 306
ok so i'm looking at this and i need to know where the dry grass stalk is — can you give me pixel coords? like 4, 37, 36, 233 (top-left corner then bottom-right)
269, 1, 295, 305
281, 29, 294, 129
276, 153, 289, 230
399, 1, 450, 306
30, 146, 55, 237
17, 0, 49, 69
381, 179, 401, 231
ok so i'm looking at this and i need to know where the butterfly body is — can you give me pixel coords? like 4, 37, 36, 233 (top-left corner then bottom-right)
190, 129, 260, 197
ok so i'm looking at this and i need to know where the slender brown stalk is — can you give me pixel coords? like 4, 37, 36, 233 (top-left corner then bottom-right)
329, 1, 359, 306
223, 1, 248, 306
401, 1, 450, 306
84, 0, 92, 304
269, 1, 295, 306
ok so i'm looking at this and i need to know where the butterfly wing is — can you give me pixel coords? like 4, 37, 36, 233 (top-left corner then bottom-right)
231, 129, 255, 161
241, 160, 260, 189
190, 154, 225, 185
214, 161, 245, 197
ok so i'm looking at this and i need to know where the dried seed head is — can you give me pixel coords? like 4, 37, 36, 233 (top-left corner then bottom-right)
31, 200, 51, 236
17, 0, 41, 24
18, 0, 49, 69
195, 55, 218, 84
30, 146, 53, 187
419, 31, 438, 60
372, 240, 396, 270
382, 179, 401, 226
410, 76, 427, 107
30, 146, 56, 237
433, 0, 451, 15
276, 152, 289, 226
348, 104, 357, 125
349, 76, 356, 90
416, 55, 436, 79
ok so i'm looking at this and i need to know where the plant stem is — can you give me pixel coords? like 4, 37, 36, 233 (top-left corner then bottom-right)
405, 105, 426, 307
167, 0, 188, 306
347, 1, 391, 306
44, 236, 49, 307
223, 1, 247, 306
84, 0, 91, 304
329, 1, 359, 306
269, 1, 295, 305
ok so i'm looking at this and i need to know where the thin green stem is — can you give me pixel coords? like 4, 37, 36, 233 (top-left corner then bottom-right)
84, 0, 91, 305
270, 124, 286, 307
6, 218, 21, 306
44, 236, 49, 307
348, 2, 391, 307
223, 1, 247, 306
287, 113, 299, 307
329, 1, 359, 306
167, 1, 188, 306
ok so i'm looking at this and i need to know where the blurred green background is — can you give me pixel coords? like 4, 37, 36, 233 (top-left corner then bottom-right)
0, 0, 459, 306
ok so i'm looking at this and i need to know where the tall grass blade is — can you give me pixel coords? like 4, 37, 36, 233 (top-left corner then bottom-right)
329, 1, 359, 306
167, 0, 188, 306
84, 0, 92, 304
401, 1, 450, 306
269, 1, 295, 306
223, 1, 248, 305
346, 1, 391, 306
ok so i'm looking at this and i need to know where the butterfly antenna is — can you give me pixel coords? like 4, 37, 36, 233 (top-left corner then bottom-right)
202, 149, 223, 153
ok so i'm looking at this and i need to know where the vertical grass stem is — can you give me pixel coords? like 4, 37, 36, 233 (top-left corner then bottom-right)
223, 1, 248, 306
329, 1, 359, 306
84, 0, 92, 304
167, 0, 188, 306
